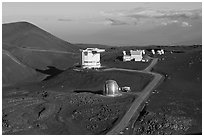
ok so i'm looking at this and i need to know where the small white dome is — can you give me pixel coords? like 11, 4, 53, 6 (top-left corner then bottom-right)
103, 80, 121, 96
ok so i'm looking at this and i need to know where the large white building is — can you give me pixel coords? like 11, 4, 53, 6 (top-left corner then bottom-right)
80, 48, 105, 68
123, 50, 145, 62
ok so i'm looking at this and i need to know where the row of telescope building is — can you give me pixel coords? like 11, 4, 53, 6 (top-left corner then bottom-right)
80, 48, 165, 69
80, 47, 165, 97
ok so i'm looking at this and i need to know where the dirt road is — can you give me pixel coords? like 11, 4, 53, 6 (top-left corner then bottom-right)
3, 49, 27, 67
18, 47, 77, 54
105, 58, 164, 135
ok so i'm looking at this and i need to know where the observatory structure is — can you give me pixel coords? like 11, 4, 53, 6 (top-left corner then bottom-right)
103, 80, 122, 97
123, 50, 145, 62
80, 48, 105, 68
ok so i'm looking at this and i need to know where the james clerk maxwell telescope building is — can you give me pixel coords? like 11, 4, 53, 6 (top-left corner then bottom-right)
80, 48, 105, 68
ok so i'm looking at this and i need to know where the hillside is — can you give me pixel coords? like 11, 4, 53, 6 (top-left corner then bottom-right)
129, 46, 202, 135
3, 21, 79, 52
41, 68, 153, 94
2, 21, 81, 84
2, 50, 46, 85
2, 22, 81, 70
8, 46, 79, 70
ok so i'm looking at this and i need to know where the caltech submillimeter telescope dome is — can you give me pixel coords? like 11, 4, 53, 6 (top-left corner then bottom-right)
103, 80, 122, 97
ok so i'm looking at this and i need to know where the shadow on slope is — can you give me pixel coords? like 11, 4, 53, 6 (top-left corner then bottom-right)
36, 66, 64, 81
74, 90, 103, 95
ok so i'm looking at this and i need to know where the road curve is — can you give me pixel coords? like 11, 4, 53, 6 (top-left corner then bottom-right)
105, 58, 164, 135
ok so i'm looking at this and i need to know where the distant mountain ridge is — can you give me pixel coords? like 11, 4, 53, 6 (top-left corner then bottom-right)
3, 21, 79, 52
75, 43, 112, 49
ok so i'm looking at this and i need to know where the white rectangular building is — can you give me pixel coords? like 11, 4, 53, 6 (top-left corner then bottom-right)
123, 50, 144, 62
130, 50, 143, 61
81, 48, 105, 68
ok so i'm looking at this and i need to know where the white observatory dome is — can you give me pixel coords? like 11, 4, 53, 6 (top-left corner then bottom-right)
103, 80, 121, 96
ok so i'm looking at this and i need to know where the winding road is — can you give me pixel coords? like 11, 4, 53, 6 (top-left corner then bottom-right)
105, 58, 164, 135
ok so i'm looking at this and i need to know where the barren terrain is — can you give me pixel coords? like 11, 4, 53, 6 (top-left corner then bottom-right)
2, 22, 202, 135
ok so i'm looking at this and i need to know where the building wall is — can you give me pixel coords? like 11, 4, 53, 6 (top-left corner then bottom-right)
130, 50, 142, 55
132, 55, 143, 61
81, 51, 85, 66
123, 50, 143, 61
82, 51, 101, 68
130, 50, 143, 61
123, 55, 132, 61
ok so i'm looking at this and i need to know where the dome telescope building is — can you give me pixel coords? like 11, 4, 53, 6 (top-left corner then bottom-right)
103, 80, 122, 97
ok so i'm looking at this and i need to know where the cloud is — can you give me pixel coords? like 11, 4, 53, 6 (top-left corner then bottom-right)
181, 21, 192, 27
104, 8, 201, 20
105, 18, 127, 25
100, 8, 201, 27
161, 20, 178, 26
151, 9, 201, 20
161, 20, 192, 27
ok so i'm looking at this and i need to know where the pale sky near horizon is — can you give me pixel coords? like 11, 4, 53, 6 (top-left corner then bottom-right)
3, 2, 202, 46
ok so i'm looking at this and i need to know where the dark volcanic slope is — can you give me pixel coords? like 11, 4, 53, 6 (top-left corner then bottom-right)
41, 68, 153, 94
129, 46, 202, 135
2, 22, 80, 70
8, 46, 79, 70
2, 89, 135, 135
2, 50, 46, 85
3, 22, 78, 52
2, 22, 81, 84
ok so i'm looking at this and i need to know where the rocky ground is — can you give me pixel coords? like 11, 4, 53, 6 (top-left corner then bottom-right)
2, 89, 135, 135
121, 46, 202, 135
131, 107, 194, 135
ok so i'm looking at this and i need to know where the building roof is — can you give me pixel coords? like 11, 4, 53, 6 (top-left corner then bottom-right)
103, 80, 121, 96
130, 50, 142, 55
81, 48, 105, 53
123, 50, 143, 56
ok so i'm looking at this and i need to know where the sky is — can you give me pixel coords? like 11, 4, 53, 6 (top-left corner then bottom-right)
2, 2, 202, 46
